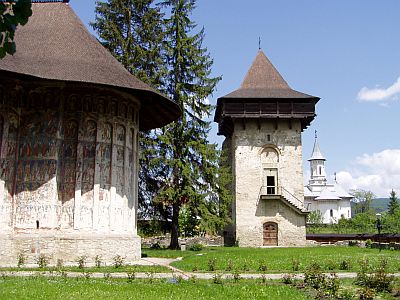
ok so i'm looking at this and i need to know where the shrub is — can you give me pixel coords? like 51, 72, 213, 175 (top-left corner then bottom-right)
233, 269, 241, 282
56, 259, 64, 269
242, 259, 250, 272
76, 255, 87, 269
127, 270, 136, 283
323, 273, 339, 298
36, 254, 48, 269
258, 260, 268, 272
325, 259, 336, 271
207, 258, 216, 271
358, 287, 374, 300
94, 255, 102, 268
188, 243, 203, 251
17, 253, 26, 268
282, 274, 294, 285
339, 259, 351, 270
225, 259, 234, 271
304, 262, 325, 289
368, 259, 394, 292
365, 239, 372, 248
213, 272, 223, 284
292, 258, 300, 271
113, 255, 125, 268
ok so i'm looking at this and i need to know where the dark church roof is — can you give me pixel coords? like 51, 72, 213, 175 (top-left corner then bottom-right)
219, 50, 318, 100
0, 2, 180, 130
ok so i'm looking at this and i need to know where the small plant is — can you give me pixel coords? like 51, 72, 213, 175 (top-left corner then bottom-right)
242, 259, 250, 272
260, 273, 267, 284
56, 259, 64, 269
225, 259, 234, 271
213, 272, 223, 284
17, 252, 26, 268
189, 275, 197, 283
146, 271, 155, 284
291, 258, 300, 271
94, 255, 102, 268
208, 258, 216, 271
258, 259, 268, 272
232, 269, 241, 282
103, 272, 111, 280
282, 273, 294, 285
368, 258, 394, 292
127, 270, 136, 283
36, 254, 49, 269
339, 259, 351, 270
113, 255, 125, 268
338, 289, 355, 300
82, 271, 91, 279
365, 239, 372, 248
188, 243, 203, 251
192, 265, 198, 272
358, 287, 375, 300
323, 273, 339, 298
325, 259, 336, 271
76, 255, 87, 269
304, 262, 325, 289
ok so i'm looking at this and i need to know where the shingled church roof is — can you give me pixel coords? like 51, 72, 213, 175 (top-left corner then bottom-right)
220, 50, 318, 100
0, 2, 180, 130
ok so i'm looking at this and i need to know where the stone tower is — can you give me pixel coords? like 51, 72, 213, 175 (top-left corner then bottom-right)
215, 50, 319, 247
0, 2, 180, 265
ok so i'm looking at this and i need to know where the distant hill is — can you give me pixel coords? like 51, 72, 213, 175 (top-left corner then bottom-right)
371, 198, 390, 213
351, 198, 390, 214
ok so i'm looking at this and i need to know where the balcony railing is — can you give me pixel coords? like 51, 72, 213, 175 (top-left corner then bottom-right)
259, 186, 306, 211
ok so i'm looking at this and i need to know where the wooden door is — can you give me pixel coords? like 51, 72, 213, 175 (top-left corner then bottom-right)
263, 222, 278, 246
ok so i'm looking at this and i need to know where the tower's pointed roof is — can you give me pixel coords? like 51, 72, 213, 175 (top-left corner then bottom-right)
308, 134, 325, 161
0, 2, 180, 130
220, 50, 317, 99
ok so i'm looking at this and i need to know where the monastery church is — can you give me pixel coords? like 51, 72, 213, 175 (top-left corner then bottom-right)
304, 134, 352, 224
0, 1, 180, 265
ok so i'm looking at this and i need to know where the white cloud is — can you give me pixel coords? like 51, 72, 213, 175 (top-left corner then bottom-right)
357, 77, 400, 102
336, 149, 400, 197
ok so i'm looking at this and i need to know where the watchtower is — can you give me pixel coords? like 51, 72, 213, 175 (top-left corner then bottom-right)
215, 50, 319, 246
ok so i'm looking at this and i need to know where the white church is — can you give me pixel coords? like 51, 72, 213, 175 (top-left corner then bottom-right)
304, 133, 352, 224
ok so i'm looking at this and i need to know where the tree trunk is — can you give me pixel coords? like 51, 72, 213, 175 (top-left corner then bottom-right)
169, 202, 180, 249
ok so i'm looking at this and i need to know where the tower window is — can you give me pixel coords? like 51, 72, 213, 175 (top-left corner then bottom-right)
330, 209, 333, 217
267, 134, 271, 142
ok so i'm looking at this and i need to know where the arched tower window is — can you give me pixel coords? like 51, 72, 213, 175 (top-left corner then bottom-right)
260, 146, 279, 195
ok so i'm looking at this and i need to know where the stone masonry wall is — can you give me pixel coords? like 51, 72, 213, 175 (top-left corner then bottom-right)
232, 119, 306, 247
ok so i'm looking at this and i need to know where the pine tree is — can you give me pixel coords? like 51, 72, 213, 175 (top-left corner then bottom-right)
92, 0, 168, 217
388, 189, 399, 215
156, 0, 230, 249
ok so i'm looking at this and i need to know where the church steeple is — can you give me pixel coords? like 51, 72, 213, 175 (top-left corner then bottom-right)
308, 131, 327, 184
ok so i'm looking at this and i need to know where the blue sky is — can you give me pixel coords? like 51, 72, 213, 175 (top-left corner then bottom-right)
70, 1, 400, 197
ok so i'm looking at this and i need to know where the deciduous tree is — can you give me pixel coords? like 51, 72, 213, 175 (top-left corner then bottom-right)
0, 0, 32, 58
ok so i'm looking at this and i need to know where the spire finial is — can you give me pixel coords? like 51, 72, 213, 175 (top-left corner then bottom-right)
258, 37, 261, 50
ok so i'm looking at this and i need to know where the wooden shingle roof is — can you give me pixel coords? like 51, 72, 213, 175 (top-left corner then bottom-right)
0, 2, 180, 130
219, 50, 318, 100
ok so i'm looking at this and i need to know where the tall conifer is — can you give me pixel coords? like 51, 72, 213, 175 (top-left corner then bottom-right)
388, 189, 399, 215
157, 0, 230, 249
93, 0, 232, 247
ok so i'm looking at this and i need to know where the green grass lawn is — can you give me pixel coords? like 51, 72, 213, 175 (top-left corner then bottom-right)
143, 246, 400, 273
0, 265, 171, 274
0, 276, 311, 300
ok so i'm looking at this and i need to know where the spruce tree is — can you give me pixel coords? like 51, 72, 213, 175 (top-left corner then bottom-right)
388, 189, 399, 215
157, 0, 230, 249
